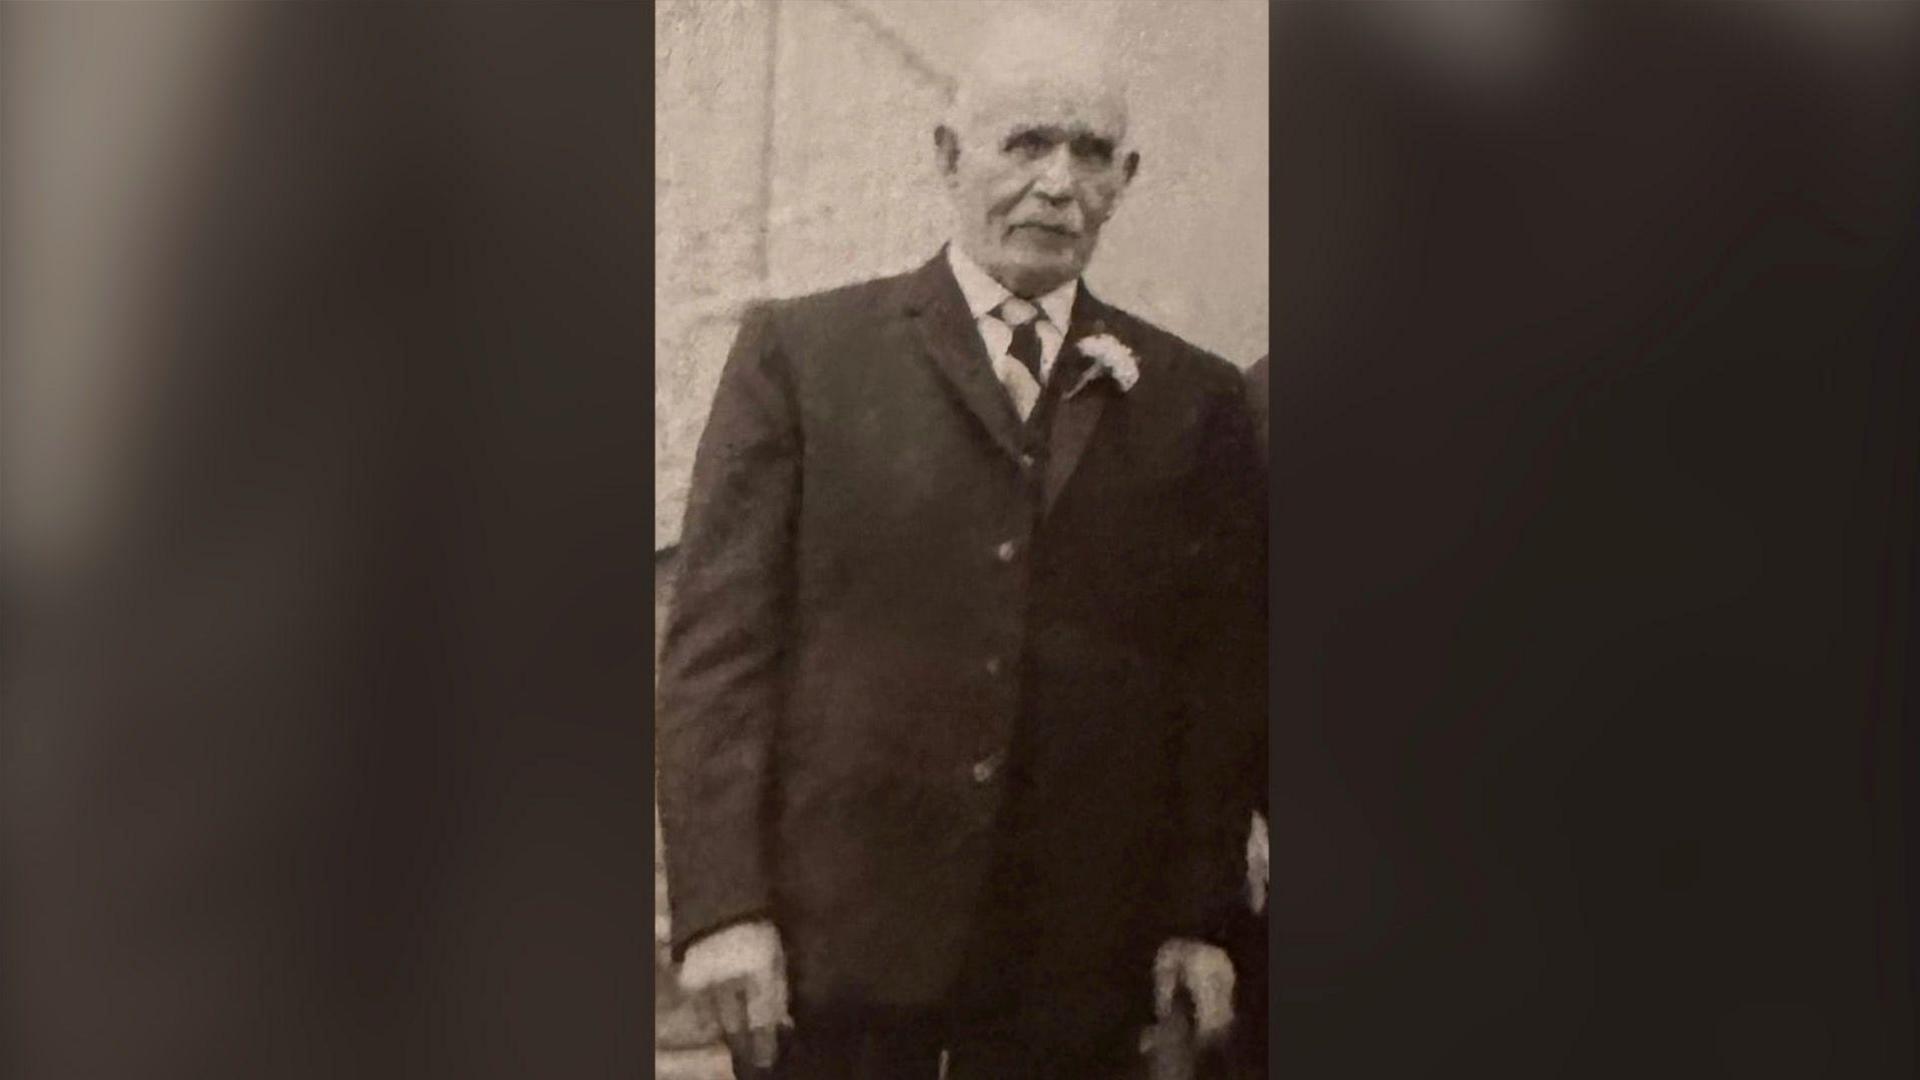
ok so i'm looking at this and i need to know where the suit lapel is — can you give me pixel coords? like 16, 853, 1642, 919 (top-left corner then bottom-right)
901, 253, 1027, 465
1042, 289, 1117, 515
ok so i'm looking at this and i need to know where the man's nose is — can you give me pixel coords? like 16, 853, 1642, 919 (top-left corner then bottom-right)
1031, 146, 1075, 202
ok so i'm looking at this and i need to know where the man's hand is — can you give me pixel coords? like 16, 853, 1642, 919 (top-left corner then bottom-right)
677, 920, 791, 1069
1152, 938, 1235, 1045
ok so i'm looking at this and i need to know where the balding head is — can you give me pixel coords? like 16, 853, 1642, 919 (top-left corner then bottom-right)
946, 13, 1131, 140
935, 11, 1138, 297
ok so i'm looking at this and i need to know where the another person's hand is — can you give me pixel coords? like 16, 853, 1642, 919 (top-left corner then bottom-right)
1248, 811, 1269, 914
677, 919, 791, 1069
1152, 938, 1236, 1045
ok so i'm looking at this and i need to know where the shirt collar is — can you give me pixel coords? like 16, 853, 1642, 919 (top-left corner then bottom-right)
946, 243, 1078, 332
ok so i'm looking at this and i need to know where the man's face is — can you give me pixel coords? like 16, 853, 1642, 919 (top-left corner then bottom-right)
939, 75, 1136, 297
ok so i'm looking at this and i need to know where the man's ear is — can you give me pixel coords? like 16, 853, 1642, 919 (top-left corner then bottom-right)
934, 125, 960, 177
1122, 150, 1140, 185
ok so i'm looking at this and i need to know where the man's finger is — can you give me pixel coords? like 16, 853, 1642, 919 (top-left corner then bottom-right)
688, 986, 718, 1036
1152, 953, 1179, 1017
1190, 955, 1237, 1044
711, 982, 751, 1040
748, 1024, 779, 1069
743, 969, 789, 1031
1192, 977, 1235, 1043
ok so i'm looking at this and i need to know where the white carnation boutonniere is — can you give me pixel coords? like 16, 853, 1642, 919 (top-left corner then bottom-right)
1066, 332, 1140, 399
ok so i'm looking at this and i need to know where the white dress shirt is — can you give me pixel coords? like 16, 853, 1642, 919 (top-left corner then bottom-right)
946, 243, 1078, 419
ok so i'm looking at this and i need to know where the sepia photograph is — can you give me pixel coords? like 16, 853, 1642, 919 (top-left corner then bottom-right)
654, 2, 1269, 1077
6, 3, 1917, 1079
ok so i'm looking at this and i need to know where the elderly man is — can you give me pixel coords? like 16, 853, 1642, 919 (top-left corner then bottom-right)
657, 18, 1266, 1079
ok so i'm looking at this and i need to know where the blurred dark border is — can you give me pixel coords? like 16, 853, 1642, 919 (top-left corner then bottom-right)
4, 4, 656, 1076
6, 2, 1916, 1078
1268, 3, 1917, 1076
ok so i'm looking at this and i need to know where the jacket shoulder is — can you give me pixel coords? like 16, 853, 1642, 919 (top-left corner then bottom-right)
1098, 303, 1246, 397
750, 269, 915, 332
719, 270, 921, 398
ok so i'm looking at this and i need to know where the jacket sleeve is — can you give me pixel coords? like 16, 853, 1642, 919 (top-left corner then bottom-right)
1165, 367, 1270, 944
657, 303, 799, 959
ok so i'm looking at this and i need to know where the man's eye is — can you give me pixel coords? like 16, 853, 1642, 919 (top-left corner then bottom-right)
1072, 137, 1115, 165
1004, 132, 1051, 158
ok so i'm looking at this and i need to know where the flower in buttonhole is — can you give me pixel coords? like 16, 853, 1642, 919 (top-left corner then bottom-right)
1067, 332, 1140, 398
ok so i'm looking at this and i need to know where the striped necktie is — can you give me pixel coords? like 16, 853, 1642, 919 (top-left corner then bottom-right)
995, 297, 1044, 384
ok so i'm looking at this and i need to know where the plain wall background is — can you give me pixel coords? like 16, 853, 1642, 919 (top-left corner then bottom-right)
655, 0, 1269, 547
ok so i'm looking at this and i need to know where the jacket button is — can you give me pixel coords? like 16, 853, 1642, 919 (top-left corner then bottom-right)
1020, 452, 1037, 470
984, 656, 1002, 677
971, 757, 999, 784
995, 540, 1018, 562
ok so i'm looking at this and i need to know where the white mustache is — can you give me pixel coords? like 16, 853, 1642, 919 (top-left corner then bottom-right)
1008, 221, 1082, 237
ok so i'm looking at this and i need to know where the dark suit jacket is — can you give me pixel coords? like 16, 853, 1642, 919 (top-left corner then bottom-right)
657, 251, 1266, 1047
1245, 356, 1269, 456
